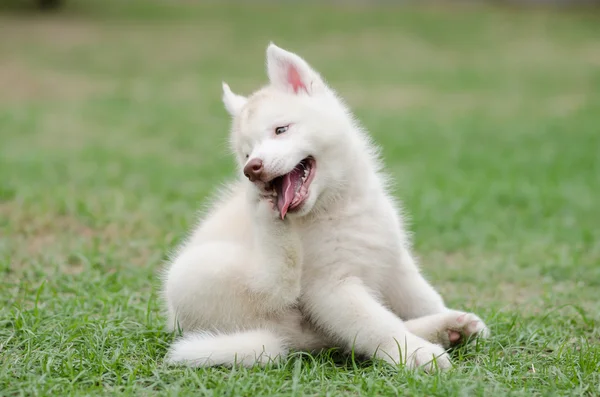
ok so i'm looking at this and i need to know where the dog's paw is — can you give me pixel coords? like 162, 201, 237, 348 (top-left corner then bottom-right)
251, 193, 282, 220
383, 336, 452, 373
262, 195, 279, 214
407, 341, 452, 372
439, 310, 489, 349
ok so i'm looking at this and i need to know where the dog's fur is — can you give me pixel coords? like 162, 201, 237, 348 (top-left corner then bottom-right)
161, 43, 489, 371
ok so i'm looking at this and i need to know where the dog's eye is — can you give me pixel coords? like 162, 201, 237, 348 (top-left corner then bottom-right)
245, 154, 249, 159
275, 126, 288, 135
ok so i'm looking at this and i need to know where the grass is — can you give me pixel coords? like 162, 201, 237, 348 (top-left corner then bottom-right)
1, 1, 599, 395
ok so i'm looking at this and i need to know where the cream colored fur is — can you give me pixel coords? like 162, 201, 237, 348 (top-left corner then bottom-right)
161, 43, 489, 372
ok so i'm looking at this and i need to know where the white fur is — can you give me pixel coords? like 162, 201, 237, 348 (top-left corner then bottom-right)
222, 82, 247, 116
161, 43, 489, 372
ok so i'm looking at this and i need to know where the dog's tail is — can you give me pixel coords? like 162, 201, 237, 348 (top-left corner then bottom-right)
165, 329, 287, 368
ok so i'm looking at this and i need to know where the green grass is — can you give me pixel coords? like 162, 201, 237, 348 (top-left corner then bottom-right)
1, 1, 599, 395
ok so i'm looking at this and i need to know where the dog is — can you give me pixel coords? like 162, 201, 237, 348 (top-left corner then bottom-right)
161, 43, 489, 372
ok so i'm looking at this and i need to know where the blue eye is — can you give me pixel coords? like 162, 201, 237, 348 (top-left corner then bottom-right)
275, 126, 289, 135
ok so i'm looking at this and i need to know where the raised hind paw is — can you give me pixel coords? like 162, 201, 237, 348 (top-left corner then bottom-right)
405, 310, 490, 349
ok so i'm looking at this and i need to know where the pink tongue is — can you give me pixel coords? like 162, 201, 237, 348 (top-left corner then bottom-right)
276, 167, 303, 219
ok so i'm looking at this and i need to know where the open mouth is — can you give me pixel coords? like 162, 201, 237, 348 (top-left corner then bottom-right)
267, 157, 316, 219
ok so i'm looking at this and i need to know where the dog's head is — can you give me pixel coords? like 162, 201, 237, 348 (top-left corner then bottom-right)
222, 43, 354, 220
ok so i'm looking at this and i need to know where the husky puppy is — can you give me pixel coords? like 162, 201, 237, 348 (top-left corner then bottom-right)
162, 43, 489, 372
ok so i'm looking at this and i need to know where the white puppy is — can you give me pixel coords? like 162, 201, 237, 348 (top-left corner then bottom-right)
162, 43, 489, 372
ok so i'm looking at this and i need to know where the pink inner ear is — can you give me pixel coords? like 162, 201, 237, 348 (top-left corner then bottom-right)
287, 64, 307, 93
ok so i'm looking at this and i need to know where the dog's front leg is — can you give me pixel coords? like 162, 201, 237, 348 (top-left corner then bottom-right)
302, 276, 451, 372
383, 247, 490, 346
382, 247, 448, 320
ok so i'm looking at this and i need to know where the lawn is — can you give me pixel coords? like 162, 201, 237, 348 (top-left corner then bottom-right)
1, 1, 599, 395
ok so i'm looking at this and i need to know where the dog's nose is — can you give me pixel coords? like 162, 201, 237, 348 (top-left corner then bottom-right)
243, 158, 264, 182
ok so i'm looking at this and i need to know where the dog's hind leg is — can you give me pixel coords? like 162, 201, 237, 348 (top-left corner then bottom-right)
405, 310, 490, 349
163, 197, 305, 367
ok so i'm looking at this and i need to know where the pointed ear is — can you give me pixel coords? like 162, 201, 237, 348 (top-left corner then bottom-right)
266, 43, 325, 95
222, 82, 247, 116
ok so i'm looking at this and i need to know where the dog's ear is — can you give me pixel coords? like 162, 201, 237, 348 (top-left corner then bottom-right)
266, 43, 325, 95
222, 82, 247, 116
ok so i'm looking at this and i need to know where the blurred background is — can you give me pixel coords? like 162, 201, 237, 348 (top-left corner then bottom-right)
1, 0, 599, 394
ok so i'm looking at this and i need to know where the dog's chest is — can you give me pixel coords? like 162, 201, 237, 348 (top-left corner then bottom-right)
296, 213, 401, 286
